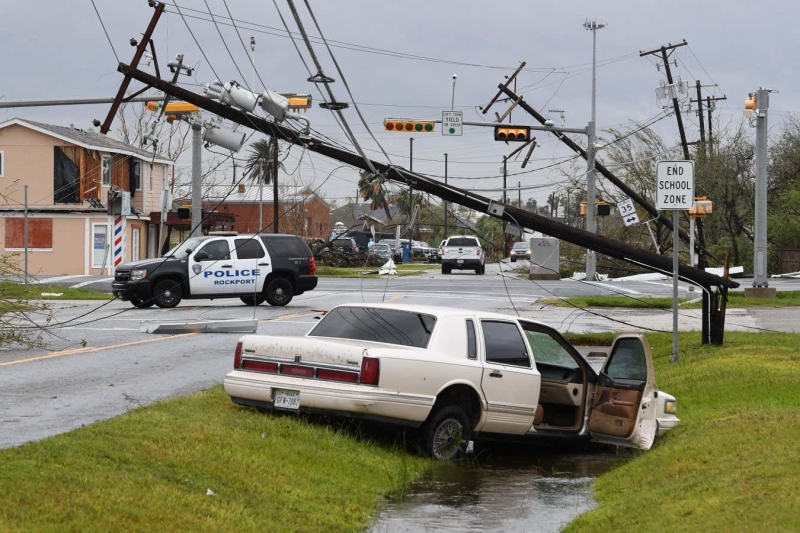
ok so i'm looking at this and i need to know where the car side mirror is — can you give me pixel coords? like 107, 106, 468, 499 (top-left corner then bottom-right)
194, 251, 208, 262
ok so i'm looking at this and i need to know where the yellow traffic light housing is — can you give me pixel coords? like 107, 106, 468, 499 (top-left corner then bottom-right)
383, 119, 435, 133
145, 101, 200, 121
689, 197, 713, 218
494, 126, 530, 142
284, 93, 312, 111
580, 200, 611, 217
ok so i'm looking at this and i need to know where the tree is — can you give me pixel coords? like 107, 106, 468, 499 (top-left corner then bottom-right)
244, 138, 279, 186
358, 171, 392, 220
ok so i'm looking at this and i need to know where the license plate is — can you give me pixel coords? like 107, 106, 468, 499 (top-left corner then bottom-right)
457, 259, 464, 264
274, 389, 300, 410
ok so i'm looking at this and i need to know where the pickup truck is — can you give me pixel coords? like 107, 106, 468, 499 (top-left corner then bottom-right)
441, 236, 485, 275
224, 304, 679, 460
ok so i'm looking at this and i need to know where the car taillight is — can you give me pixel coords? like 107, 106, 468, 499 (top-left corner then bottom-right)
309, 256, 316, 275
234, 341, 243, 369
360, 356, 380, 385
280, 364, 315, 378
242, 360, 279, 373
476, 248, 481, 256
316, 368, 359, 383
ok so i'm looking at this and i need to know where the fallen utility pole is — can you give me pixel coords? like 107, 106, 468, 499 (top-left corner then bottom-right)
495, 85, 712, 261
116, 63, 737, 344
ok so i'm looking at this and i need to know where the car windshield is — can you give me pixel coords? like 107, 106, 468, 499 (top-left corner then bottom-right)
163, 237, 208, 258
513, 242, 529, 249
309, 307, 437, 348
374, 244, 390, 251
447, 237, 479, 247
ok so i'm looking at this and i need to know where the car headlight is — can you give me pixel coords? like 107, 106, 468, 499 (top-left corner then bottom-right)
130, 269, 148, 281
664, 399, 677, 414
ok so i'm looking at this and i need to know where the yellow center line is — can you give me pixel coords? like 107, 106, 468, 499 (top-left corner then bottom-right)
258, 311, 319, 323
385, 294, 405, 302
0, 333, 197, 367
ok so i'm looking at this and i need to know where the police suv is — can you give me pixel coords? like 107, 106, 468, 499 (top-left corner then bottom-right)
112, 233, 317, 308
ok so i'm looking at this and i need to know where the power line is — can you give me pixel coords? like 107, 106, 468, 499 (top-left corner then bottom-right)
90, 0, 119, 63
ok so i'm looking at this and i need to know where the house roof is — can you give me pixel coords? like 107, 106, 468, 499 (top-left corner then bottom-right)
0, 118, 174, 165
174, 183, 327, 206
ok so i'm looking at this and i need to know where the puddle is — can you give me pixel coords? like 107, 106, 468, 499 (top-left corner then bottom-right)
371, 449, 620, 533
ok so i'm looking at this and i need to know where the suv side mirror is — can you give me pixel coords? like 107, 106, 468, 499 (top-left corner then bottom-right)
194, 251, 209, 262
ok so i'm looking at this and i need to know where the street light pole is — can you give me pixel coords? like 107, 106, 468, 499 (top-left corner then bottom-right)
190, 119, 203, 238
583, 18, 606, 281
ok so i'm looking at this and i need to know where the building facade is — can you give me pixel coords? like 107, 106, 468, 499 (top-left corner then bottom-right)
0, 119, 173, 276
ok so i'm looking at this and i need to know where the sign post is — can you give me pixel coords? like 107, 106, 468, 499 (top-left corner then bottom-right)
442, 111, 463, 136
656, 161, 695, 363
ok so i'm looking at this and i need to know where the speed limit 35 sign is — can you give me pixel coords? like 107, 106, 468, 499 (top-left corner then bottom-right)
656, 161, 694, 210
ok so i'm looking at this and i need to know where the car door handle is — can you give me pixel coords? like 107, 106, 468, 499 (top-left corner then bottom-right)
489, 371, 503, 378
221, 264, 233, 268
258, 262, 270, 266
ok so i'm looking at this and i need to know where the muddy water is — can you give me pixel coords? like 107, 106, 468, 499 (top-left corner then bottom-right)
371, 449, 619, 533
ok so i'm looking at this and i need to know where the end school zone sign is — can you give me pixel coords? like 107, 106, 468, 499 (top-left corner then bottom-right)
656, 161, 694, 210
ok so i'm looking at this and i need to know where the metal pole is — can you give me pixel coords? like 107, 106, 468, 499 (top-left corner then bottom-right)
645, 221, 660, 253
444, 153, 448, 237
190, 120, 203, 238
753, 88, 770, 287
272, 136, 279, 233
671, 209, 680, 363
250, 36, 256, 90
518, 181, 522, 207
503, 156, 507, 256
696, 81, 706, 145
451, 76, 456, 111
583, 19, 604, 281
688, 215, 696, 293
259, 177, 263, 233
24, 185, 29, 293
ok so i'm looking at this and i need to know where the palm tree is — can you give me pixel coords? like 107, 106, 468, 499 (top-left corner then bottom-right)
358, 171, 392, 220
244, 138, 278, 185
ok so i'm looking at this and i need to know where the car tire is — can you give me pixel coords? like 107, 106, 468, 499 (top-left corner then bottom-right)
240, 295, 266, 306
130, 296, 154, 309
442, 265, 451, 275
421, 404, 472, 461
265, 277, 294, 306
511, 257, 516, 262
152, 279, 182, 308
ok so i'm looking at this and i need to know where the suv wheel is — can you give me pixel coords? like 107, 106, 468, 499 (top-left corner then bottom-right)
240, 295, 266, 306
153, 279, 182, 308
130, 296, 154, 309
265, 277, 294, 306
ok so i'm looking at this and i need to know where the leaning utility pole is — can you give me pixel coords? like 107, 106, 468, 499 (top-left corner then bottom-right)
640, 41, 690, 159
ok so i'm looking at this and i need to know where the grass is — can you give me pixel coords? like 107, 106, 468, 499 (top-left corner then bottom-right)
542, 290, 800, 309
0, 386, 428, 532
565, 331, 800, 532
315, 264, 433, 278
0, 281, 112, 300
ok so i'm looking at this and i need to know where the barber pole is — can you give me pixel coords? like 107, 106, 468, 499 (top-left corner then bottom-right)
113, 215, 125, 268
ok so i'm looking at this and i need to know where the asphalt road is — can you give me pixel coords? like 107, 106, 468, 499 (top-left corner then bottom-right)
2, 266, 798, 449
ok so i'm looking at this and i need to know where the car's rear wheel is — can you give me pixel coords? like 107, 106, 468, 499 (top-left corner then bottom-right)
442, 265, 451, 275
130, 296, 154, 309
153, 279, 182, 308
240, 295, 266, 306
265, 277, 294, 306
476, 265, 485, 275
421, 405, 472, 461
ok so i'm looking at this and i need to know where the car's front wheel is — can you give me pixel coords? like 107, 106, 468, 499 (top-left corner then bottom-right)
152, 279, 182, 308
265, 277, 294, 306
421, 405, 472, 461
442, 265, 451, 275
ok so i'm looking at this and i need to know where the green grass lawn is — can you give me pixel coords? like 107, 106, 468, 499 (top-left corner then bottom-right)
0, 281, 112, 300
315, 264, 433, 278
565, 331, 800, 532
0, 386, 428, 532
542, 290, 800, 309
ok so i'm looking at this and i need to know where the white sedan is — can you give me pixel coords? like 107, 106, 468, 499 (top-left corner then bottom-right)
224, 304, 679, 460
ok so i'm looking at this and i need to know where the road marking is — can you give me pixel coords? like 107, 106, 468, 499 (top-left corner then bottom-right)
0, 333, 196, 367
258, 311, 319, 324
70, 277, 113, 288
385, 294, 405, 302
31, 275, 89, 285
580, 281, 642, 295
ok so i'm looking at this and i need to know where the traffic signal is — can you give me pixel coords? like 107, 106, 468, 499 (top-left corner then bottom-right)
384, 119, 435, 132
494, 126, 530, 142
580, 201, 611, 217
145, 101, 200, 121
689, 197, 713, 218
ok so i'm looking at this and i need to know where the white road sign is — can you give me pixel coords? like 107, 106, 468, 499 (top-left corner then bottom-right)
656, 161, 694, 210
617, 198, 640, 226
442, 111, 463, 136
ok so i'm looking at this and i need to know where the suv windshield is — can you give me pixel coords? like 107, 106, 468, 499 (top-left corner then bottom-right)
163, 237, 208, 259
513, 242, 529, 249
447, 237, 479, 247
309, 307, 437, 348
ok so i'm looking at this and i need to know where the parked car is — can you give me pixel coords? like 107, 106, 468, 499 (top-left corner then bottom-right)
369, 242, 393, 262
441, 235, 485, 275
510, 241, 531, 262
378, 239, 403, 262
224, 304, 679, 460
112, 234, 317, 308
332, 237, 358, 253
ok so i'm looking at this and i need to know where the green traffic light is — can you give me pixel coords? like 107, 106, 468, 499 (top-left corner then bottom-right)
424, 123, 433, 132
415, 123, 423, 131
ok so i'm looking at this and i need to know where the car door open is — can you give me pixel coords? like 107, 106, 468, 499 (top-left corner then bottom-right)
588, 333, 658, 450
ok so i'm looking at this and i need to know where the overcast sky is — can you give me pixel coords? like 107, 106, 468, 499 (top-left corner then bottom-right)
1, 0, 795, 207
